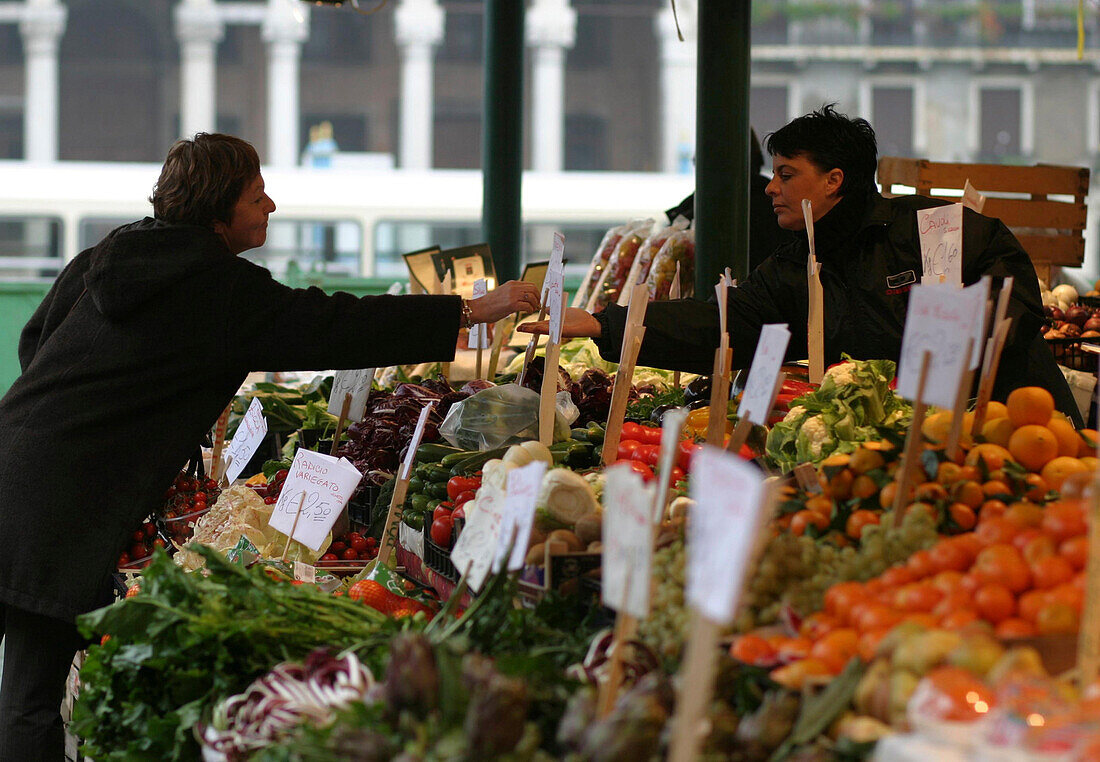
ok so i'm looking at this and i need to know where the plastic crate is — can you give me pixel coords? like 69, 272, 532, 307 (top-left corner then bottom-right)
347, 483, 381, 529
1046, 336, 1100, 372
423, 536, 458, 583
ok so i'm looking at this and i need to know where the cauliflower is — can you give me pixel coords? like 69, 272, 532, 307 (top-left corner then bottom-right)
783, 405, 807, 423
824, 362, 858, 387
798, 415, 831, 458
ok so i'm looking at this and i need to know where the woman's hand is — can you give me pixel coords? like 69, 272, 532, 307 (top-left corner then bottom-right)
469, 280, 541, 323
516, 307, 603, 339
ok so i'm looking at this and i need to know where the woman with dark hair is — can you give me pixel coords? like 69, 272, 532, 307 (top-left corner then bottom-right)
0, 133, 539, 760
522, 106, 1078, 423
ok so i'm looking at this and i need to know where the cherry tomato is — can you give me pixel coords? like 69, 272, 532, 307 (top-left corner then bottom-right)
133, 530, 146, 543
616, 459, 655, 481
677, 440, 701, 472
320, 552, 338, 562
331, 541, 347, 554
668, 465, 687, 485
341, 547, 359, 561
433, 504, 454, 522
204, 478, 218, 491
274, 469, 289, 484
143, 522, 157, 538
350, 536, 369, 552
152, 537, 166, 549
447, 475, 481, 501
617, 439, 642, 461
264, 496, 276, 505
633, 443, 660, 467
346, 531, 363, 543
118, 552, 131, 566
130, 543, 148, 560
430, 516, 454, 547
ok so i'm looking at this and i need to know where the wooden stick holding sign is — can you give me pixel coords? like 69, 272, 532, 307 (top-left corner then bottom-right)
891, 350, 932, 525
945, 337, 976, 462
538, 251, 567, 445
669, 447, 774, 762
671, 262, 683, 391
487, 314, 513, 382
210, 403, 232, 484
516, 304, 547, 388
705, 277, 733, 446
280, 491, 308, 563
329, 393, 353, 457
727, 372, 786, 456
375, 403, 435, 568
970, 278, 1014, 437
597, 570, 637, 718
726, 323, 792, 455
438, 270, 453, 383
601, 282, 651, 466
803, 199, 825, 384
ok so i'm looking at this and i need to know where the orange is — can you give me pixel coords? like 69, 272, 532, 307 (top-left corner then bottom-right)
1040, 501, 1088, 542
952, 480, 984, 509
1030, 555, 1075, 590
922, 410, 954, 444
855, 604, 905, 633
1006, 386, 1055, 428
1047, 418, 1082, 458
965, 443, 1014, 472
982, 480, 1013, 499
1003, 501, 1044, 529
1080, 456, 1100, 471
1008, 425, 1059, 472
1021, 474, 1049, 502
972, 543, 1031, 593
940, 608, 980, 630
790, 510, 830, 536
894, 582, 943, 613
1020, 533, 1057, 565
985, 400, 1009, 420
730, 634, 779, 665
947, 502, 977, 531
950, 533, 984, 562
851, 474, 878, 500
979, 499, 1008, 520
849, 447, 887, 474
1017, 589, 1050, 624
930, 569, 967, 593
1039, 456, 1088, 492
914, 482, 949, 502
995, 617, 1038, 639
1078, 428, 1099, 456
906, 549, 938, 580
934, 589, 975, 618
810, 628, 861, 674
1048, 582, 1084, 612
1059, 535, 1089, 571
976, 516, 1022, 547
973, 583, 1016, 624
845, 509, 880, 540
880, 566, 916, 589
936, 461, 964, 485
929, 541, 971, 573
824, 581, 868, 623
1035, 601, 1079, 635
858, 627, 893, 661
981, 417, 1015, 449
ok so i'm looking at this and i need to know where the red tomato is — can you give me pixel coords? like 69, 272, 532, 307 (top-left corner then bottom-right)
668, 465, 687, 485
319, 553, 338, 563
447, 475, 480, 501
350, 536, 369, 552
341, 547, 359, 561
621, 422, 644, 441
430, 516, 454, 547
616, 459, 655, 481
432, 504, 454, 522
633, 443, 660, 466
331, 541, 347, 554
637, 425, 663, 446
453, 490, 477, 507
346, 531, 363, 543
452, 506, 466, 521
617, 439, 643, 461
677, 440, 701, 472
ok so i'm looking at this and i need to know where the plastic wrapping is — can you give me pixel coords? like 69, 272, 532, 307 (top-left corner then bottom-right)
573, 222, 631, 308
587, 219, 655, 311
617, 216, 690, 306
646, 228, 695, 300
438, 383, 579, 451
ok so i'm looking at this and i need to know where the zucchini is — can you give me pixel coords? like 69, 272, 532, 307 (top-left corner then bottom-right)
449, 446, 509, 476
440, 450, 477, 468
415, 443, 463, 464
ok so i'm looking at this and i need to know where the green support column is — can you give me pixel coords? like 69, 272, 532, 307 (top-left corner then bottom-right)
481, 0, 525, 283
695, 0, 752, 292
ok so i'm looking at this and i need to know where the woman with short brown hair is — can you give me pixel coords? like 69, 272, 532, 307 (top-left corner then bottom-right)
0, 133, 538, 760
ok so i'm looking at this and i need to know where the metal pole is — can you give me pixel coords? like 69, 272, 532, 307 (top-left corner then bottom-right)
481, 0, 525, 283
695, 0, 751, 291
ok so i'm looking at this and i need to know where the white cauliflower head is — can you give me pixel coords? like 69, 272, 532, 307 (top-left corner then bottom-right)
800, 415, 831, 458
783, 405, 807, 423
824, 362, 858, 387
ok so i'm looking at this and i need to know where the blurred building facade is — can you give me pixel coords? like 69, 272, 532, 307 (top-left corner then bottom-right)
0, 0, 1098, 171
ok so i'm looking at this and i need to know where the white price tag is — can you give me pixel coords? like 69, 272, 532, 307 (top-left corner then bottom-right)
653, 407, 689, 522
452, 255, 486, 298
451, 473, 507, 592
603, 464, 656, 619
686, 447, 768, 624
549, 231, 565, 272
293, 561, 316, 583
468, 278, 491, 349
498, 461, 547, 571
400, 404, 435, 481
738, 324, 791, 426
328, 367, 375, 421
223, 397, 268, 485
546, 261, 565, 344
897, 282, 985, 408
918, 204, 964, 285
267, 449, 363, 551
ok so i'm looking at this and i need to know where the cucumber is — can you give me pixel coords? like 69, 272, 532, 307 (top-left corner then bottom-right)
448, 446, 509, 476
440, 450, 477, 468
409, 493, 433, 513
415, 443, 463, 463
425, 481, 450, 500
586, 421, 605, 444
571, 427, 590, 442
407, 476, 425, 495
415, 463, 454, 483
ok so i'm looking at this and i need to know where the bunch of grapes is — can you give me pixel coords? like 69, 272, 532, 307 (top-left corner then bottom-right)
738, 508, 939, 630
637, 538, 688, 664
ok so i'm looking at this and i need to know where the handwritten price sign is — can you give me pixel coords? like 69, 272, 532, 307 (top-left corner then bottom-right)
498, 461, 547, 572
451, 472, 507, 592
223, 397, 268, 485
328, 367, 375, 421
687, 447, 769, 624
738, 324, 791, 426
918, 204, 963, 286
267, 449, 363, 551
469, 278, 491, 350
603, 464, 656, 619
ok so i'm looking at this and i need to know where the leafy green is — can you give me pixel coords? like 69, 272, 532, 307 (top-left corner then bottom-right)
72, 547, 400, 762
765, 356, 912, 472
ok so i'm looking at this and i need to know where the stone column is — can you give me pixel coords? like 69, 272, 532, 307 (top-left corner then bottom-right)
19, 0, 67, 162
262, 0, 309, 168
394, 0, 444, 169
655, 0, 696, 174
175, 0, 224, 138
526, 0, 575, 172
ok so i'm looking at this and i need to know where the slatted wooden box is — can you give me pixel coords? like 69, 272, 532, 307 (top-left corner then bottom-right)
877, 157, 1090, 284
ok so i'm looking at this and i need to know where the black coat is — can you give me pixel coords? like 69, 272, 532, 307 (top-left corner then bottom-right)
0, 218, 460, 621
599, 190, 1080, 423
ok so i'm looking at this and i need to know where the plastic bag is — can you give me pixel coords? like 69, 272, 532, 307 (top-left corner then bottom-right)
588, 219, 655, 311
573, 222, 631, 308
438, 383, 579, 451
646, 227, 695, 300
617, 215, 690, 306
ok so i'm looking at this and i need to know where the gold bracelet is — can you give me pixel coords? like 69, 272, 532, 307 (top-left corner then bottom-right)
460, 298, 474, 329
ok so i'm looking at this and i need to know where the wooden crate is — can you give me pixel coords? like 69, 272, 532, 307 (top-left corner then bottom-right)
877, 157, 1090, 281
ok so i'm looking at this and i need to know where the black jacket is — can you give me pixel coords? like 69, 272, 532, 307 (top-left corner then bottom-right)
664, 173, 793, 273
600, 190, 1080, 423
0, 218, 460, 621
